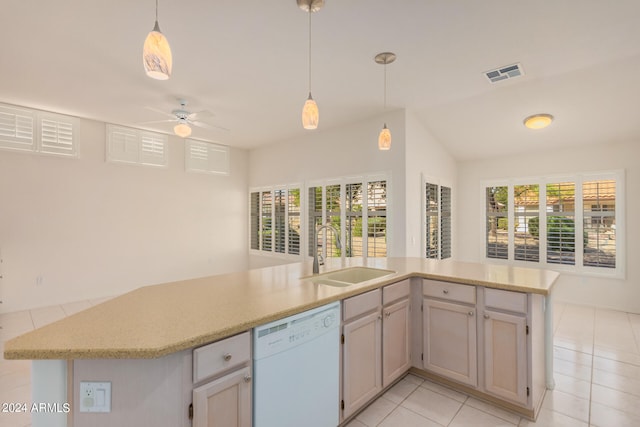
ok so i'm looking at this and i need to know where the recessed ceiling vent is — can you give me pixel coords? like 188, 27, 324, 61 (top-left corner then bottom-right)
484, 63, 524, 83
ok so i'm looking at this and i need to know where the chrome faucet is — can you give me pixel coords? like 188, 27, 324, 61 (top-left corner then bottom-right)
313, 224, 342, 274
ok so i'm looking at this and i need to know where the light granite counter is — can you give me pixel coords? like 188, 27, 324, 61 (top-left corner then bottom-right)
3, 258, 559, 360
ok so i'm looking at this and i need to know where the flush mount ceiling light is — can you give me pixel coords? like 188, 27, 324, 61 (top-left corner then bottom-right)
524, 113, 554, 130
173, 121, 192, 138
298, 0, 324, 130
375, 52, 396, 150
143, 0, 172, 80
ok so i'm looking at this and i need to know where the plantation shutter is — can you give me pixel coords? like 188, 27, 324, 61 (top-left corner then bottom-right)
185, 140, 230, 175
425, 183, 439, 258
546, 182, 576, 266
107, 125, 138, 163
288, 189, 301, 255
583, 180, 616, 268
39, 113, 78, 157
486, 186, 508, 259
367, 180, 387, 257
140, 132, 167, 166
440, 186, 452, 259
513, 185, 539, 262
250, 192, 260, 250
0, 104, 35, 151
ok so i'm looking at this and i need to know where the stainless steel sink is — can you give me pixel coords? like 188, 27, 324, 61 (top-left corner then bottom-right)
303, 267, 396, 287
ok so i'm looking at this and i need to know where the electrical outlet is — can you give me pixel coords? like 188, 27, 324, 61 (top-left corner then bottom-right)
79, 382, 111, 413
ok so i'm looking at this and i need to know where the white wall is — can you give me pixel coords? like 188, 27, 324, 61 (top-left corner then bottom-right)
248, 110, 407, 268
404, 111, 458, 257
457, 141, 640, 313
0, 118, 249, 313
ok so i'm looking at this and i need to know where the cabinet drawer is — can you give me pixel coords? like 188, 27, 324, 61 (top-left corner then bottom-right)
193, 331, 250, 383
484, 288, 527, 314
423, 280, 475, 304
343, 289, 381, 321
383, 279, 411, 305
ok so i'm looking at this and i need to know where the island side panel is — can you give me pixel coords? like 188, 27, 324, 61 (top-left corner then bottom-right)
31, 360, 68, 427
72, 350, 192, 427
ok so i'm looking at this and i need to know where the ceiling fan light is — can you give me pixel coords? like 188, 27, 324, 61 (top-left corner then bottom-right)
143, 21, 172, 80
524, 113, 553, 130
302, 93, 319, 130
174, 122, 191, 138
378, 124, 391, 150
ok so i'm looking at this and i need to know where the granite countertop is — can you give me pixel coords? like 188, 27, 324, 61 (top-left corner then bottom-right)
3, 258, 559, 360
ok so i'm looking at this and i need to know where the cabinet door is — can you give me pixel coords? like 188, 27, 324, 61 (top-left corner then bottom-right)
382, 297, 411, 387
192, 366, 252, 427
483, 309, 528, 405
423, 298, 477, 387
342, 310, 382, 419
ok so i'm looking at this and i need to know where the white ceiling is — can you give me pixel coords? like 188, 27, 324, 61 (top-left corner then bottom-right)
2, 0, 639, 161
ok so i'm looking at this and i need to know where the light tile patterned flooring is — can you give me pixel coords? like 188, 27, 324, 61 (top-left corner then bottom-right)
2, 301, 640, 426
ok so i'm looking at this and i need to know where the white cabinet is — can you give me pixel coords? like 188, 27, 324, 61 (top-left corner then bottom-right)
423, 297, 477, 387
192, 332, 252, 427
192, 366, 252, 427
421, 281, 536, 412
341, 279, 412, 420
482, 288, 528, 405
342, 289, 382, 419
382, 280, 411, 387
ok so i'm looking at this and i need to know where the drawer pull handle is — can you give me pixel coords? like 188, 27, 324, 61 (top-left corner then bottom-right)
378, 314, 382, 320
244, 375, 252, 383
223, 353, 232, 362
443, 289, 449, 294
468, 311, 474, 316
385, 312, 391, 318
484, 314, 490, 319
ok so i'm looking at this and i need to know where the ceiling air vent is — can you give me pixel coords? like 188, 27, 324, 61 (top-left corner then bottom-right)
484, 63, 524, 83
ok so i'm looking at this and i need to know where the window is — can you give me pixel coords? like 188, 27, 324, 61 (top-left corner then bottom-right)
308, 174, 389, 261
0, 103, 79, 158
425, 179, 452, 259
514, 185, 539, 262
250, 185, 302, 257
486, 186, 508, 260
483, 171, 624, 277
106, 124, 168, 167
185, 140, 230, 175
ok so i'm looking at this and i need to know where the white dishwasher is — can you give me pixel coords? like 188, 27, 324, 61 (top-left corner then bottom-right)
253, 301, 340, 427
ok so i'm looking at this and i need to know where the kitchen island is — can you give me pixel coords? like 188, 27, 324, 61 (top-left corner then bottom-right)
4, 258, 559, 427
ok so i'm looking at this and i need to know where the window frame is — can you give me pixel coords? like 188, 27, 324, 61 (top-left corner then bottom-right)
481, 170, 625, 278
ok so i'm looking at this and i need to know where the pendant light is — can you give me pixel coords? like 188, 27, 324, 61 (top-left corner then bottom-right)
375, 52, 396, 150
143, 0, 172, 80
298, 0, 324, 130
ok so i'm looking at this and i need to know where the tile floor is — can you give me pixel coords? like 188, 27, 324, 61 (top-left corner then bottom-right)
2, 301, 640, 426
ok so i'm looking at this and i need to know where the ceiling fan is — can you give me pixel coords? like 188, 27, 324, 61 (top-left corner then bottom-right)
140, 99, 228, 138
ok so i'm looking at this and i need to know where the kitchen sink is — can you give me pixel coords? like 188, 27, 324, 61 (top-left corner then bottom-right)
303, 267, 396, 287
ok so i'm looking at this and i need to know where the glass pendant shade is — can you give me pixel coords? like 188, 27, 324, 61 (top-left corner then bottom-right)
173, 122, 192, 138
302, 93, 319, 130
143, 21, 172, 80
378, 124, 391, 150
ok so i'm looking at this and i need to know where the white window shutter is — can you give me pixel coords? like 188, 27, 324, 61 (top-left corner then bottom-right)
39, 113, 78, 157
140, 131, 168, 166
185, 140, 230, 175
106, 125, 167, 167
107, 125, 139, 163
0, 104, 35, 152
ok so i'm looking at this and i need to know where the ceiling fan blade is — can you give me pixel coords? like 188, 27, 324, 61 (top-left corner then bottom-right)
144, 106, 176, 119
191, 120, 229, 132
136, 119, 177, 125
188, 110, 215, 121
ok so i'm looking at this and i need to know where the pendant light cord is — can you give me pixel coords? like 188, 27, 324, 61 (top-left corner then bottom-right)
155, 0, 159, 22
383, 61, 387, 110
308, 10, 312, 94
